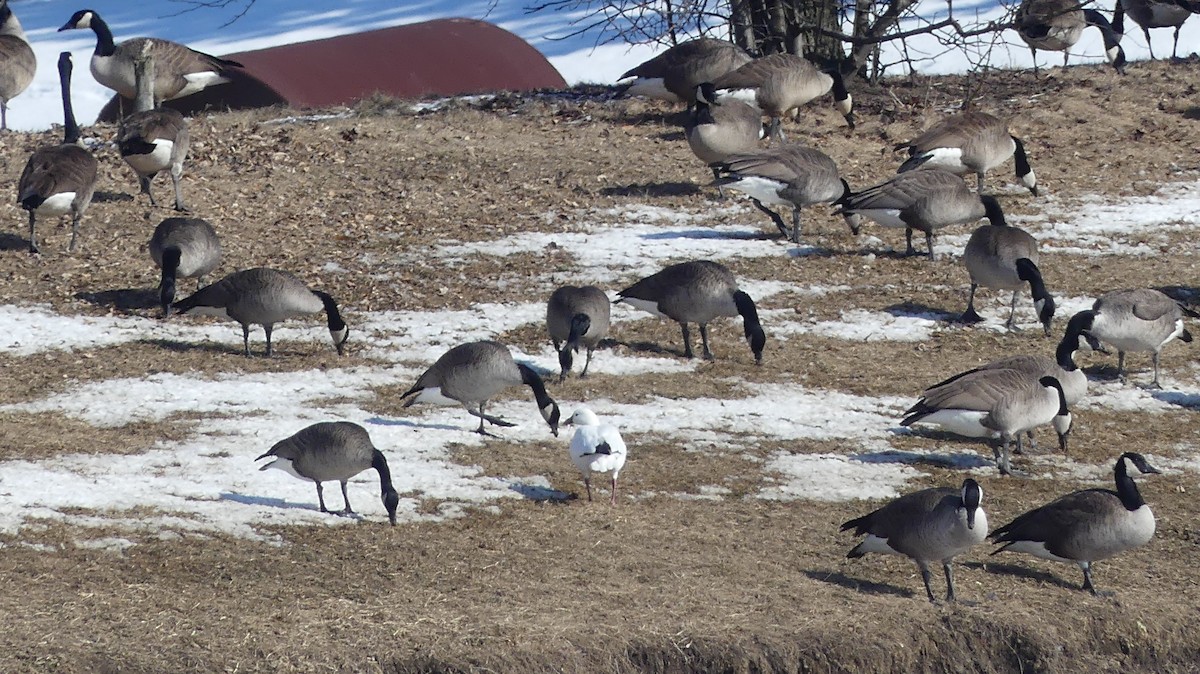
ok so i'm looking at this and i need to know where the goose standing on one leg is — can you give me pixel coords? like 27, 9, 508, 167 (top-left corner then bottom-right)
901, 375, 1071, 475
896, 112, 1038, 196
118, 44, 190, 211
257, 421, 400, 526
16, 52, 98, 254
171, 267, 349, 357
149, 217, 221, 316
990, 452, 1160, 595
715, 144, 851, 244
837, 169, 1007, 261
684, 83, 764, 198
563, 407, 627, 505
710, 52, 855, 142
400, 340, 560, 437
59, 9, 243, 104
960, 216, 1055, 335
616, 260, 765, 364
547, 285, 611, 382
0, 0, 35, 131
842, 479, 988, 602
1074, 288, 1198, 388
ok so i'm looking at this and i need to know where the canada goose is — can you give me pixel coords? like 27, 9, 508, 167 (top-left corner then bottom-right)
547, 285, 611, 382
837, 169, 1006, 261
171, 267, 349, 357
257, 421, 399, 526
990, 452, 1160, 595
1073, 288, 1199, 388
1113, 0, 1192, 60
1015, 0, 1127, 72
842, 479, 987, 603
58, 9, 243, 103
685, 83, 764, 197
16, 52, 98, 255
715, 143, 851, 243
616, 260, 765, 364
961, 219, 1055, 335
897, 112, 1038, 196
916, 311, 1103, 452
618, 37, 751, 104
118, 44, 190, 211
0, 0, 35, 131
711, 52, 855, 141
400, 340, 560, 437
902, 375, 1070, 475
563, 407, 628, 505
149, 217, 221, 317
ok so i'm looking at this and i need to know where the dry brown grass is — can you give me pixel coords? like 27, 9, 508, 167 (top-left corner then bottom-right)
2, 58, 1200, 672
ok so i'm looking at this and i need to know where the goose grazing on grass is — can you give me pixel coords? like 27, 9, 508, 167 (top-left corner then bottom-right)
902, 375, 1070, 475
149, 217, 221, 317
715, 143, 851, 244
172, 268, 349, 357
961, 217, 1055, 335
990, 452, 1160, 595
400, 340, 560, 437
897, 112, 1038, 196
915, 311, 1103, 452
257, 421, 399, 526
59, 9, 243, 104
842, 479, 987, 603
547, 285, 611, 382
17, 52, 98, 255
1015, 0, 1127, 73
1074, 288, 1198, 388
684, 83, 764, 197
616, 260, 765, 364
118, 44, 190, 211
837, 169, 1006, 261
618, 37, 751, 104
0, 0, 35, 132
564, 408, 628, 505
710, 52, 855, 141
1113, 0, 1193, 60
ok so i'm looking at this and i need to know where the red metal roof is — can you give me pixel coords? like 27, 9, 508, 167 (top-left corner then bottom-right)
98, 17, 566, 121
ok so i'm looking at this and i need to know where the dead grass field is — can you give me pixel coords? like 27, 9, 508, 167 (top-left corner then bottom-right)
1, 57, 1200, 673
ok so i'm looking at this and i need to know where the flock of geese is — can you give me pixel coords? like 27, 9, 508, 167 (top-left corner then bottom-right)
1, 2, 1193, 603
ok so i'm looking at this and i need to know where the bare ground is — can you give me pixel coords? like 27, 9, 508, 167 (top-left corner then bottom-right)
1, 58, 1200, 672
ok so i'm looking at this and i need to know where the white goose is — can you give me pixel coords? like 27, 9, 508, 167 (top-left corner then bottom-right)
564, 408, 627, 505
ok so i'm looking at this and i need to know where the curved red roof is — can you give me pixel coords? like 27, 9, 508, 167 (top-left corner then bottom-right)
98, 17, 566, 121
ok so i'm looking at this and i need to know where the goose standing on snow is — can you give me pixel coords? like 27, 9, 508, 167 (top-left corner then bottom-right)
0, 0, 35, 131
171, 267, 349, 357
990, 452, 1160, 595
913, 311, 1103, 452
618, 37, 751, 104
616, 260, 765, 364
896, 112, 1038, 196
563, 408, 628, 505
257, 421, 400, 526
961, 216, 1055, 335
684, 83, 764, 197
149, 217, 221, 316
16, 52, 98, 255
118, 44, 190, 211
842, 479, 988, 603
1074, 288, 1198, 388
1015, 0, 1127, 73
711, 52, 855, 142
59, 8, 243, 103
400, 340, 560, 437
837, 169, 1007, 261
715, 143, 851, 244
901, 375, 1071, 475
547, 285, 611, 382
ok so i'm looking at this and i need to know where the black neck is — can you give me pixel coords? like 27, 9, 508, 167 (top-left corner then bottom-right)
518, 363, 553, 409
160, 247, 181, 311
828, 68, 849, 103
1055, 321, 1082, 372
1015, 258, 1048, 301
59, 54, 81, 144
733, 290, 765, 363
1114, 454, 1146, 511
371, 449, 394, 495
1012, 136, 1033, 179
313, 290, 346, 332
90, 14, 116, 56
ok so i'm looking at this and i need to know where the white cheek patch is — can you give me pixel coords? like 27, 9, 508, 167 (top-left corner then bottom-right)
1052, 413, 1072, 436
1021, 170, 1038, 191
836, 95, 853, 116
1106, 46, 1120, 63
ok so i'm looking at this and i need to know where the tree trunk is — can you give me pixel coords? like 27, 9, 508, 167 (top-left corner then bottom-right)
730, 0, 846, 60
